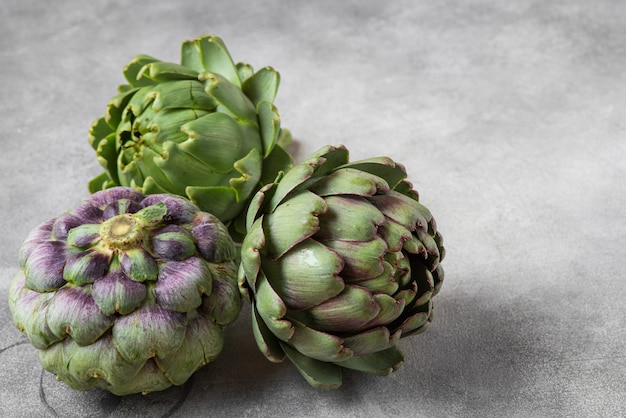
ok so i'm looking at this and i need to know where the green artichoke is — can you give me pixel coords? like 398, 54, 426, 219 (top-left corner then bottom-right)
9, 187, 241, 395
88, 34, 292, 229
238, 145, 445, 389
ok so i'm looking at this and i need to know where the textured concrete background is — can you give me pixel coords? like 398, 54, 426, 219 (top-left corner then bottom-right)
1, 0, 625, 416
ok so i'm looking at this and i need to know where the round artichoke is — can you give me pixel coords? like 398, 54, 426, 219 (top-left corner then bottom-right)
88, 34, 293, 227
9, 187, 241, 395
238, 145, 445, 389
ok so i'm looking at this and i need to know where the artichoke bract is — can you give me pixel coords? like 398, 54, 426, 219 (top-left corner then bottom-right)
9, 187, 241, 395
239, 145, 445, 389
88, 34, 292, 228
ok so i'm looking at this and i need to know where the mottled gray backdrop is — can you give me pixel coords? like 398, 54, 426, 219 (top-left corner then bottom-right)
1, 0, 625, 417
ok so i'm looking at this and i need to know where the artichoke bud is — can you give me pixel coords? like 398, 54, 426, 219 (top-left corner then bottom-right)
239, 145, 445, 390
88, 35, 294, 228
9, 187, 241, 395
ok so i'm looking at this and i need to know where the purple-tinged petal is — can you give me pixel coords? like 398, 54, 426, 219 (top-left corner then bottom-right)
200, 262, 241, 325
46, 285, 114, 346
154, 258, 212, 312
52, 213, 83, 240
301, 285, 380, 333
324, 237, 387, 281
191, 212, 235, 262
66, 224, 101, 248
342, 326, 401, 356
92, 269, 148, 315
71, 202, 104, 224
152, 225, 196, 261
102, 199, 143, 219
89, 187, 144, 209
120, 247, 158, 282
18, 218, 55, 268
24, 240, 67, 291
141, 194, 198, 223
8, 273, 60, 349
112, 302, 187, 363
63, 249, 110, 286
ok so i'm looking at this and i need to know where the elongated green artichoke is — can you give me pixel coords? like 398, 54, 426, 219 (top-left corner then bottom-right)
238, 145, 445, 389
88, 34, 292, 227
9, 187, 241, 395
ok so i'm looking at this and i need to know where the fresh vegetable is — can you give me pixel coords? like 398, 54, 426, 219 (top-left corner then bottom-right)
238, 145, 445, 389
87, 34, 293, 231
9, 187, 241, 395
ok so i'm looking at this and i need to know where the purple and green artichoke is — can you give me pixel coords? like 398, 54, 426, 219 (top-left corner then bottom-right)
8, 187, 241, 395
87, 34, 293, 231
238, 145, 445, 389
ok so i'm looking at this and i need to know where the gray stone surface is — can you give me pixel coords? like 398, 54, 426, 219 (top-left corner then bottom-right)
1, 0, 625, 416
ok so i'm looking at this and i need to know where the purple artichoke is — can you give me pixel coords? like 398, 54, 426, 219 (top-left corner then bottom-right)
8, 187, 241, 395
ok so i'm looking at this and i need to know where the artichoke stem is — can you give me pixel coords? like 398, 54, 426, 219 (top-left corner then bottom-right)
100, 214, 144, 251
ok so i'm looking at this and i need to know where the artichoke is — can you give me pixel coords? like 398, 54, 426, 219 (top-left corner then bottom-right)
238, 145, 445, 389
88, 34, 292, 229
8, 187, 241, 395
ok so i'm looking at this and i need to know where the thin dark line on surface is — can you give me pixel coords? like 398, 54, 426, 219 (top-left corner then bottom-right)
0, 339, 29, 355
160, 374, 195, 418
39, 368, 59, 417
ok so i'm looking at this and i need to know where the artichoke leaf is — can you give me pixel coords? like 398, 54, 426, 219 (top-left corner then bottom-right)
280, 342, 343, 390
394, 299, 432, 336
123, 54, 160, 87
156, 141, 230, 193
201, 265, 241, 325
369, 193, 429, 232
261, 239, 344, 311
252, 304, 286, 362
154, 258, 212, 312
39, 335, 144, 391
263, 190, 326, 258
257, 101, 280, 158
235, 62, 254, 83
242, 66, 280, 107
46, 285, 114, 346
343, 157, 408, 190
342, 326, 402, 356
182, 35, 241, 87
239, 216, 265, 290
308, 167, 390, 198
119, 247, 158, 282
104, 88, 140, 128
203, 72, 256, 122
352, 261, 399, 294
137, 61, 199, 83
191, 211, 237, 262
94, 132, 120, 186
62, 249, 110, 286
334, 345, 404, 376
148, 80, 217, 112
88, 117, 114, 150
179, 112, 260, 173
260, 140, 294, 186
254, 270, 295, 342
18, 218, 54, 268
361, 293, 406, 329
112, 301, 188, 363
23, 240, 67, 292
324, 237, 387, 281
302, 284, 381, 333
316, 195, 385, 242
156, 311, 225, 385
8, 273, 59, 349
287, 319, 353, 362
91, 269, 147, 315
